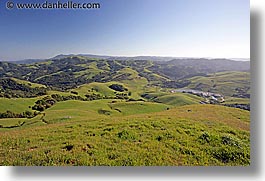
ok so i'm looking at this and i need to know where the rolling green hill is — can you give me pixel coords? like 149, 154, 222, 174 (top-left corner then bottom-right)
187, 71, 250, 97
73, 82, 118, 97
141, 92, 203, 106
0, 98, 39, 113
0, 77, 47, 98
10, 78, 46, 88
109, 101, 169, 116
0, 56, 251, 166
0, 56, 250, 91
0, 104, 250, 166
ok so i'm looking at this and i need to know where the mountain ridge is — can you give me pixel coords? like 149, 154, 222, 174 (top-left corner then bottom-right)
1, 54, 250, 64
0, 56, 250, 93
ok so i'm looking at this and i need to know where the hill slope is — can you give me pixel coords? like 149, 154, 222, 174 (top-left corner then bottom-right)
0, 104, 250, 166
0, 56, 250, 90
0, 56, 251, 166
187, 71, 250, 97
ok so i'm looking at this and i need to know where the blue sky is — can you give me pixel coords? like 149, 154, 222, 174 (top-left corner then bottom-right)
0, 0, 249, 60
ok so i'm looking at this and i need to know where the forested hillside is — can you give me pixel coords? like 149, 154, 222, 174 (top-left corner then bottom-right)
0, 56, 250, 90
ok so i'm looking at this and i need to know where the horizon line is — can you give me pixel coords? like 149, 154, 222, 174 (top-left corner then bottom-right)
0, 53, 250, 62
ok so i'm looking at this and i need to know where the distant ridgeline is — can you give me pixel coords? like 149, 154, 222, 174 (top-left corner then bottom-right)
0, 56, 250, 92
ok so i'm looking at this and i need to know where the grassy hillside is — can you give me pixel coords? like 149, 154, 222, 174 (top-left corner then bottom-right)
0, 57, 251, 166
0, 98, 39, 113
42, 100, 117, 124
222, 97, 250, 105
109, 101, 169, 116
116, 67, 149, 99
73, 82, 118, 97
187, 71, 250, 97
0, 99, 170, 128
10, 78, 47, 88
142, 92, 203, 106
0, 104, 250, 166
0, 57, 250, 90
73, 75, 148, 100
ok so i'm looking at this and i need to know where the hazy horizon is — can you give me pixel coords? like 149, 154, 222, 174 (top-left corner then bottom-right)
1, 53, 250, 62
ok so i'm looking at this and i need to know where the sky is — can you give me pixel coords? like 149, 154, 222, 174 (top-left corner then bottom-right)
0, 0, 249, 61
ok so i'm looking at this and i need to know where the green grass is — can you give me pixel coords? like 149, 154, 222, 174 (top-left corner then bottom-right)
0, 98, 171, 129
74, 62, 103, 79
154, 93, 202, 106
187, 71, 250, 96
0, 104, 250, 166
42, 100, 118, 124
34, 71, 64, 81
0, 118, 28, 128
38, 99, 170, 123
118, 67, 138, 77
47, 90, 73, 96
72, 78, 150, 100
36, 60, 53, 65
11, 78, 47, 88
0, 97, 39, 113
71, 67, 158, 100
0, 59, 251, 166
73, 82, 122, 97
142, 92, 203, 106
222, 97, 250, 104
112, 67, 149, 99
0, 114, 48, 131
0, 69, 251, 166
109, 101, 170, 115
122, 78, 148, 100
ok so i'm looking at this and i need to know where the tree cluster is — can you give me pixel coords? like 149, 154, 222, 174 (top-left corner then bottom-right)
109, 84, 128, 92
0, 78, 47, 98
0, 110, 37, 119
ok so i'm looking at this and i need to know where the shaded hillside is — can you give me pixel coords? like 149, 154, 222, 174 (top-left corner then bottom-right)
0, 56, 250, 90
148, 58, 250, 80
0, 78, 47, 98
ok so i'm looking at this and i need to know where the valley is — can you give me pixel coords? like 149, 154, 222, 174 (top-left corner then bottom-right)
0, 56, 250, 166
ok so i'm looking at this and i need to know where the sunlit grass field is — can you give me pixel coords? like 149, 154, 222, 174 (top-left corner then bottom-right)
0, 98, 38, 113
188, 71, 250, 97
0, 102, 250, 166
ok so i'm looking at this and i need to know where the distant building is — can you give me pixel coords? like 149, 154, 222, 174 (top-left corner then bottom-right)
171, 88, 225, 104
